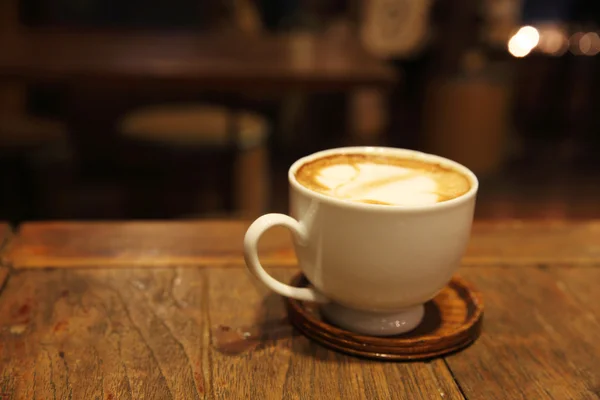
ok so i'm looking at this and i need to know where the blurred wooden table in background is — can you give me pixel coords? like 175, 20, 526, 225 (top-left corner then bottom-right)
0, 30, 396, 90
0, 220, 599, 399
0, 29, 397, 221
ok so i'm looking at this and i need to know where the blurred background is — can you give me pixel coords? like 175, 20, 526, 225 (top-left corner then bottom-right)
0, 0, 599, 224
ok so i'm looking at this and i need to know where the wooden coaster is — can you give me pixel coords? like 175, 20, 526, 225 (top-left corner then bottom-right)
286, 274, 483, 361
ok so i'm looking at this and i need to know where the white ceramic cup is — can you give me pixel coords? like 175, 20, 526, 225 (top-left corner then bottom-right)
244, 147, 478, 336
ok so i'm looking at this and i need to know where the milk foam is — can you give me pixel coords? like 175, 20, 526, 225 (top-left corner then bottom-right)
316, 163, 440, 206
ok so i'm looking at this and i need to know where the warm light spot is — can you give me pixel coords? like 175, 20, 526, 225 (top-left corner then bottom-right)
508, 36, 531, 57
538, 27, 568, 56
580, 32, 600, 56
570, 32, 585, 55
517, 26, 540, 47
507, 26, 540, 57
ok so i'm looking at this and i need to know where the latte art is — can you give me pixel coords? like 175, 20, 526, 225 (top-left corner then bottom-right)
295, 153, 470, 206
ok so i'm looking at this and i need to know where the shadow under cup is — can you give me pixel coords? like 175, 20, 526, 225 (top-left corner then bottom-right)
248, 146, 479, 336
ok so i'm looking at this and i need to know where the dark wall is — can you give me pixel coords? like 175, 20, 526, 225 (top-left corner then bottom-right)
19, 0, 228, 28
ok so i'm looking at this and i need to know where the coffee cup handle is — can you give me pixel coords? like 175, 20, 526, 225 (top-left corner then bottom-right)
244, 214, 329, 303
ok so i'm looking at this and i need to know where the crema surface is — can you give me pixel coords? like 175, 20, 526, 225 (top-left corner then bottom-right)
295, 153, 471, 206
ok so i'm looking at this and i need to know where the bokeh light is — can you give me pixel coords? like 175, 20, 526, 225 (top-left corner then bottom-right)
508, 26, 540, 57
537, 26, 568, 56
570, 32, 585, 55
579, 32, 600, 56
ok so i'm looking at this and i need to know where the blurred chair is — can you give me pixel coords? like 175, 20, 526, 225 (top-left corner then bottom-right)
113, 0, 271, 218
12, 0, 272, 219
117, 103, 270, 218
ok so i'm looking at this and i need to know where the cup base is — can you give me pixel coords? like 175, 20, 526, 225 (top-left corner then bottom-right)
320, 302, 425, 337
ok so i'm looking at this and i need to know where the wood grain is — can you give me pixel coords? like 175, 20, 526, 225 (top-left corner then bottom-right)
0, 267, 463, 399
3, 221, 294, 268
446, 266, 600, 400
5, 220, 600, 269
0, 222, 11, 292
207, 268, 463, 399
3, 265, 597, 398
0, 268, 207, 399
0, 31, 396, 90
465, 220, 600, 265
0, 222, 10, 252
0, 267, 8, 295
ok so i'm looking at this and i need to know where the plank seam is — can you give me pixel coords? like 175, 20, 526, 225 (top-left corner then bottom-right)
443, 358, 468, 399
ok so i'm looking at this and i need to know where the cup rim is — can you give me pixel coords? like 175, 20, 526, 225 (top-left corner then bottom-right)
288, 146, 479, 213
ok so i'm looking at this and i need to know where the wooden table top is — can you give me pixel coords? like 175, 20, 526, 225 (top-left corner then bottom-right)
0, 222, 10, 290
0, 222, 9, 245
0, 30, 396, 90
1, 220, 599, 399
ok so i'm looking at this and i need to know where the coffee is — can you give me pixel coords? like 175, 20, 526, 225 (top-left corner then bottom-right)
295, 153, 470, 206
